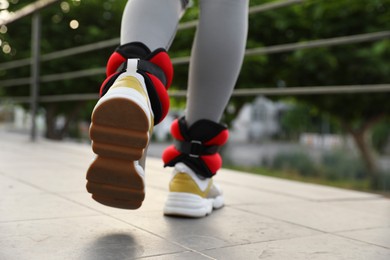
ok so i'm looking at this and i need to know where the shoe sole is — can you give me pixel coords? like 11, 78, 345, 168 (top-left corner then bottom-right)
164, 192, 224, 218
86, 82, 151, 209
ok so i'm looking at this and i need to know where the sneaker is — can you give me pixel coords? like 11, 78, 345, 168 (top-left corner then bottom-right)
162, 117, 229, 217
86, 42, 172, 210
86, 59, 153, 209
164, 163, 224, 217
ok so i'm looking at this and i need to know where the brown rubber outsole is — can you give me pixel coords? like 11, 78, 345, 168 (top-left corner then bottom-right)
86, 97, 149, 209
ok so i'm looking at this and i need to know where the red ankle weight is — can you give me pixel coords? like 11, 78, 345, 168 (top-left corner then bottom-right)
100, 42, 173, 125
162, 117, 229, 178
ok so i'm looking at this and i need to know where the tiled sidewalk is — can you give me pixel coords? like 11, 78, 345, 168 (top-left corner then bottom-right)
0, 131, 389, 260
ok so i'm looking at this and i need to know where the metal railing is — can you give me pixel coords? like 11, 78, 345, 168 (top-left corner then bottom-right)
0, 0, 60, 26
0, 0, 389, 140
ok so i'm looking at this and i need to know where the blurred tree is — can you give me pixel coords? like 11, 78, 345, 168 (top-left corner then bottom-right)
234, 0, 390, 187
372, 119, 390, 155
279, 101, 341, 139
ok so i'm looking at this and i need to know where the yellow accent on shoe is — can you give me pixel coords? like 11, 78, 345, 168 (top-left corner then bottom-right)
169, 173, 213, 198
111, 76, 149, 101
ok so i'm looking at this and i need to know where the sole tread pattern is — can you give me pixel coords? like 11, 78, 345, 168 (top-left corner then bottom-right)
86, 94, 150, 209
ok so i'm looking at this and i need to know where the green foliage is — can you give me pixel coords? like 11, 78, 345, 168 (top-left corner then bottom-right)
280, 102, 320, 137
225, 163, 374, 193
242, 0, 390, 178
321, 150, 366, 180
280, 100, 342, 139
229, 0, 390, 156
266, 149, 383, 189
270, 151, 317, 177
372, 119, 390, 154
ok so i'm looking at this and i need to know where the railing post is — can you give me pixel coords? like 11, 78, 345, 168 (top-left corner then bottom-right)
30, 12, 41, 141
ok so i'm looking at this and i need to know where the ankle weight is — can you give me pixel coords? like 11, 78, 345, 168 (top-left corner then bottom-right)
162, 117, 229, 178
100, 42, 173, 125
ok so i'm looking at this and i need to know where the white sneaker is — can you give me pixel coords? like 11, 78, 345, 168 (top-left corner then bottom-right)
164, 163, 224, 217
86, 59, 153, 209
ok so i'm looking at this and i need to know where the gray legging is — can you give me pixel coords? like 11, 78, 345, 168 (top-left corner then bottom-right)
121, 0, 249, 126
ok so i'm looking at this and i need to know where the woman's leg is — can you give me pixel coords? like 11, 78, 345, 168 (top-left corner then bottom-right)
162, 0, 249, 217
86, 0, 187, 209
121, 0, 188, 50
120, 0, 189, 169
186, 0, 249, 125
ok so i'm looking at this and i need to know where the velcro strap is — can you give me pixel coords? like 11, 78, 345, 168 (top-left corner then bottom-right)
137, 60, 167, 86
175, 140, 219, 158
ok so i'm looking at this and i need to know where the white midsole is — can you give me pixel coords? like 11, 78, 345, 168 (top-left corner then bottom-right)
164, 192, 224, 217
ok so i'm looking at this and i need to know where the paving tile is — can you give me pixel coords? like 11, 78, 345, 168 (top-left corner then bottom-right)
220, 168, 380, 201
236, 201, 390, 233
38, 142, 94, 167
326, 198, 390, 217
0, 192, 97, 222
145, 157, 168, 172
2, 131, 390, 260
0, 138, 92, 194
338, 227, 390, 249
0, 134, 92, 168
203, 233, 390, 260
140, 251, 213, 260
0, 215, 186, 260
63, 187, 168, 215
0, 174, 42, 194
222, 184, 304, 205
1, 163, 87, 193
114, 207, 321, 251
144, 159, 173, 190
